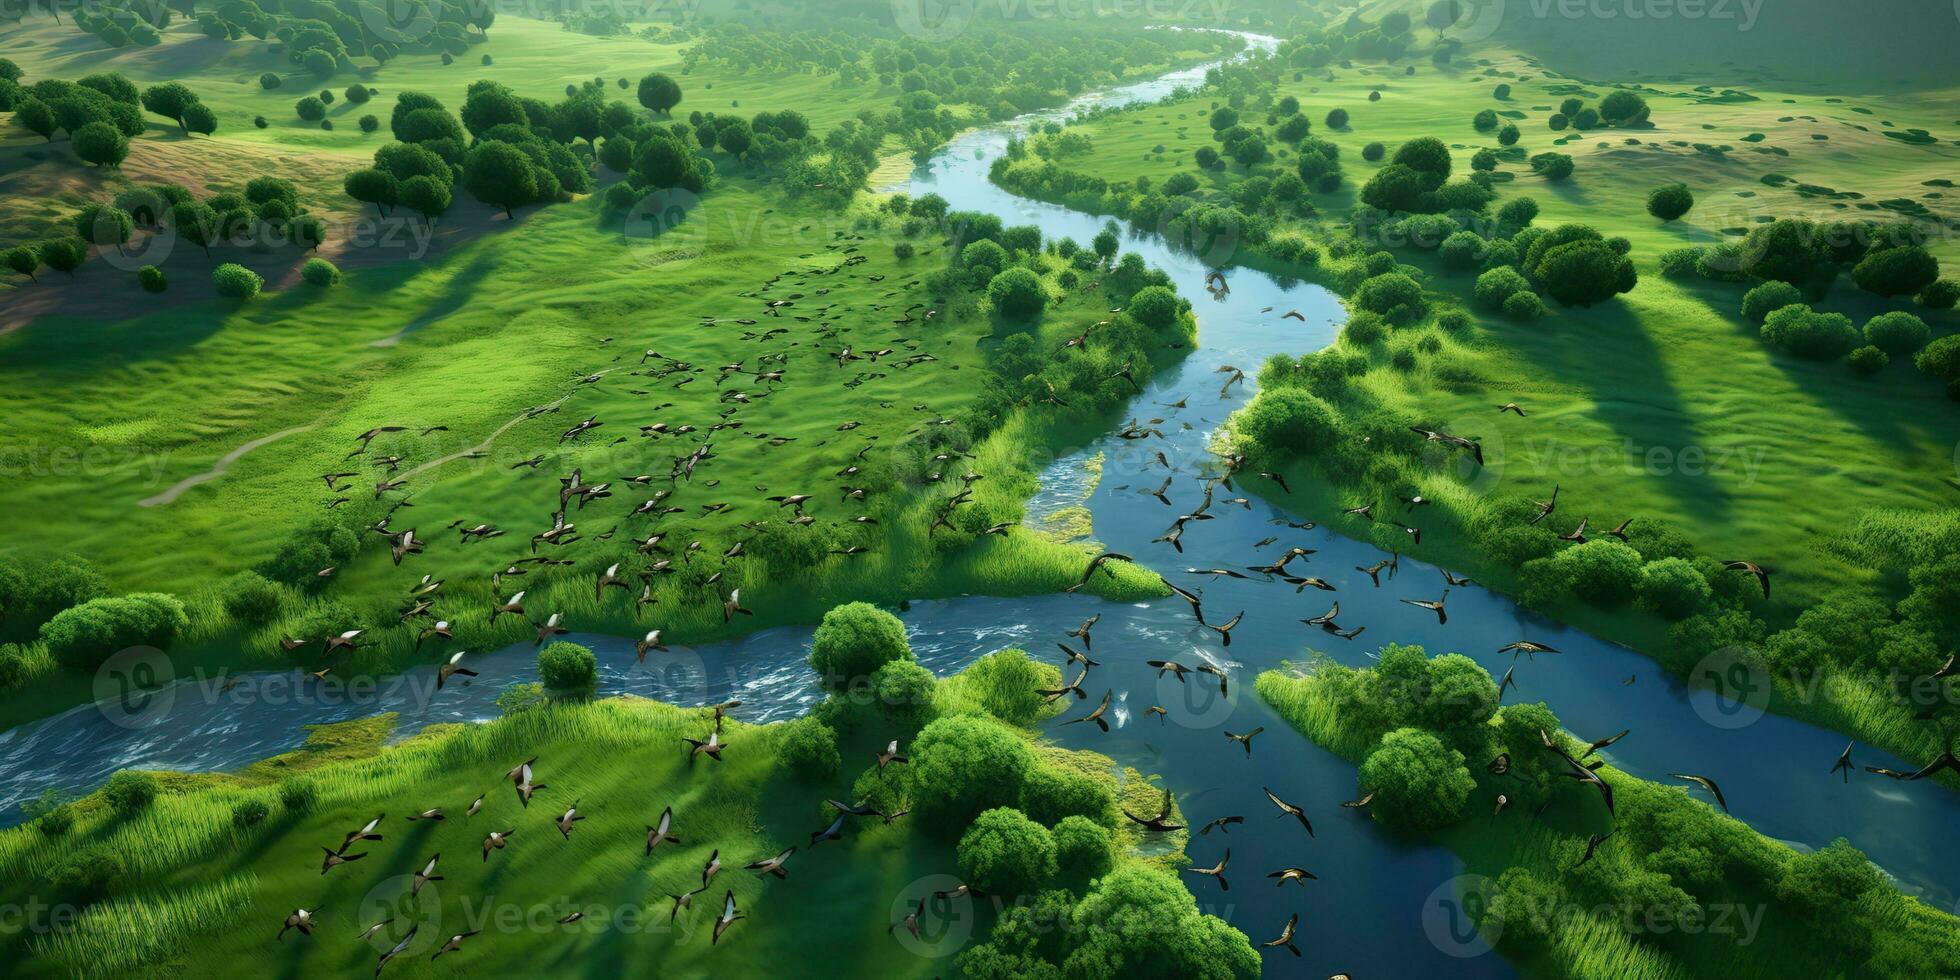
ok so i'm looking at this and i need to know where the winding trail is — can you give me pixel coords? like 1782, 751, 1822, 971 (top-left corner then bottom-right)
136, 424, 315, 508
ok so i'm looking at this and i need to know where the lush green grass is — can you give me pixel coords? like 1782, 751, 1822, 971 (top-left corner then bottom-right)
1003, 40, 1960, 609
0, 649, 1210, 977
1256, 660, 1960, 980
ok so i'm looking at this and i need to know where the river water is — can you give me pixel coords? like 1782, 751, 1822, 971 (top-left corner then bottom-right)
4, 29, 1956, 977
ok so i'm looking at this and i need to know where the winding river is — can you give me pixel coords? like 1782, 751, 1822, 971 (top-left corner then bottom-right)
4, 29, 1958, 977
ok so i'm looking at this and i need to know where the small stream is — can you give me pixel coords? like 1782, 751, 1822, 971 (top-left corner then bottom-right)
4, 29, 1957, 977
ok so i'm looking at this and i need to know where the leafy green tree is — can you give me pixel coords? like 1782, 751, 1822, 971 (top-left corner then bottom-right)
1638, 557, 1711, 619
1353, 272, 1427, 324
464, 141, 539, 219
343, 168, 398, 217
1325, 107, 1348, 128
211, 262, 262, 299
17, 99, 58, 141
71, 120, 127, 169
1761, 304, 1858, 360
1741, 280, 1802, 324
958, 807, 1056, 896
399, 174, 451, 224
294, 96, 325, 121
1237, 388, 1338, 455
101, 770, 159, 818
1391, 136, 1452, 189
637, 73, 682, 115
139, 81, 198, 128
1598, 90, 1649, 125
182, 102, 217, 135
1529, 152, 1574, 180
4, 245, 41, 282
1863, 311, 1930, 355
40, 593, 187, 671
910, 715, 1037, 826
1741, 219, 1827, 283
988, 267, 1046, 318
808, 601, 911, 689
1359, 727, 1475, 828
1063, 866, 1259, 978
169, 201, 219, 257
1359, 163, 1423, 212
1018, 765, 1112, 826
1497, 123, 1519, 145
39, 238, 88, 276
1852, 245, 1939, 297
73, 203, 133, 250
1050, 815, 1114, 885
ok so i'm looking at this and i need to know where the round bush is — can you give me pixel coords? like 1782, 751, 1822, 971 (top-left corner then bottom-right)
1359, 728, 1474, 829
1646, 184, 1694, 221
1503, 290, 1544, 320
910, 715, 1037, 826
987, 267, 1046, 318
300, 257, 341, 287
957, 807, 1056, 896
1474, 265, 1530, 309
1326, 107, 1348, 128
1637, 557, 1711, 619
231, 799, 270, 828
40, 593, 188, 672
1128, 285, 1179, 330
259, 72, 281, 90
809, 602, 912, 689
1439, 231, 1485, 271
218, 571, 283, 623
1018, 764, 1113, 826
1741, 280, 1802, 324
1361, 141, 1385, 161
212, 263, 262, 299
102, 770, 159, 818
1761, 305, 1858, 360
1852, 245, 1939, 298
1238, 388, 1339, 455
52, 844, 125, 897
1051, 815, 1115, 883
279, 778, 317, 814
775, 717, 839, 780
1353, 272, 1428, 325
1915, 335, 1960, 380
1863, 311, 1929, 355
1558, 539, 1646, 604
893, 241, 914, 260
138, 265, 166, 292
537, 641, 597, 689
294, 96, 325, 121
1847, 345, 1889, 377
1917, 278, 1959, 310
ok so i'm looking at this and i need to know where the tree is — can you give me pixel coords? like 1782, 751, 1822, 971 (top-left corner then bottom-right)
301, 257, 340, 286
1534, 239, 1636, 306
73, 204, 133, 249
294, 96, 325, 121
396, 107, 465, 144
808, 601, 911, 689
910, 715, 1037, 826
343, 168, 398, 217
1647, 184, 1694, 221
39, 238, 88, 276
1353, 272, 1427, 324
399, 174, 451, 224
1050, 815, 1115, 884
716, 117, 753, 157
1472, 108, 1497, 132
1128, 285, 1179, 330
958, 807, 1056, 896
1091, 222, 1119, 265
1918, 278, 1959, 310
988, 268, 1046, 318
1237, 388, 1338, 455
1740, 219, 1827, 284
637, 73, 682, 115
1529, 152, 1574, 180
1863, 311, 1930, 355
212, 262, 262, 298
1640, 557, 1711, 619
1061, 866, 1260, 979
66, 120, 127, 171
17, 99, 58, 141
630, 135, 696, 190
1325, 107, 1348, 128
1475, 265, 1530, 310
4, 245, 40, 282
182, 102, 217, 135
1852, 245, 1939, 297
1390, 136, 1452, 189
461, 82, 529, 138
775, 717, 839, 780
538, 641, 597, 689
1598, 90, 1649, 125
1359, 163, 1423, 212
101, 770, 159, 818
464, 141, 538, 219
1359, 727, 1474, 828
139, 81, 198, 128
1440, 231, 1485, 271
1497, 123, 1519, 145
170, 201, 219, 257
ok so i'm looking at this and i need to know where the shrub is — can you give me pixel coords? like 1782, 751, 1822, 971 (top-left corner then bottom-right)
40, 593, 188, 672
958, 807, 1056, 896
910, 715, 1037, 826
1472, 109, 1498, 132
72, 121, 129, 168
1761, 305, 1858, 360
212, 263, 262, 299
102, 770, 159, 818
138, 265, 166, 292
1638, 557, 1711, 619
1847, 346, 1889, 377
809, 602, 912, 689
1852, 245, 1939, 298
300, 257, 341, 287
893, 241, 914, 260
1019, 765, 1113, 826
1128, 285, 1179, 330
957, 648, 1049, 724
1914, 335, 1960, 380
1359, 728, 1474, 828
1529, 152, 1573, 180
1503, 290, 1544, 320
294, 96, 325, 121
871, 659, 937, 729
1051, 815, 1115, 884
775, 717, 839, 780
259, 72, 281, 90
359, 114, 379, 134
537, 641, 597, 689
1599, 90, 1649, 125
1560, 539, 1646, 604
278, 779, 317, 814
231, 799, 270, 828
1439, 231, 1484, 271
1326, 107, 1348, 128
1917, 278, 1959, 310
1741, 280, 1802, 324
1353, 272, 1427, 324
1863, 311, 1929, 355
1361, 141, 1385, 161
52, 844, 126, 897
1474, 265, 1530, 309
1237, 388, 1339, 456
1497, 123, 1519, 145
218, 571, 283, 623
1740, 219, 1827, 283
1657, 247, 1702, 278
1532, 235, 1636, 306
987, 267, 1046, 318
1646, 184, 1694, 221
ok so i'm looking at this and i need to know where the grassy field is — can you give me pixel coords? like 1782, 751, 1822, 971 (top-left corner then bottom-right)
0, 650, 1213, 977
996, 27, 1960, 609
1255, 658, 1960, 980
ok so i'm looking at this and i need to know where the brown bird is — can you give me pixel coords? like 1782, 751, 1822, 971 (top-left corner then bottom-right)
1401, 591, 1448, 624
1670, 773, 1729, 812
1064, 552, 1134, 593
1723, 560, 1770, 599
635, 630, 667, 661
1263, 787, 1313, 836
481, 829, 515, 861
436, 650, 476, 690
876, 739, 909, 771
683, 729, 726, 762
321, 846, 367, 875
1062, 689, 1113, 731
711, 891, 745, 945
1266, 867, 1317, 887
646, 806, 682, 854
744, 847, 796, 880
1224, 727, 1264, 757
1262, 913, 1300, 956
277, 907, 317, 942
1122, 787, 1184, 833
1182, 848, 1230, 891
429, 931, 479, 960
1498, 402, 1526, 416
